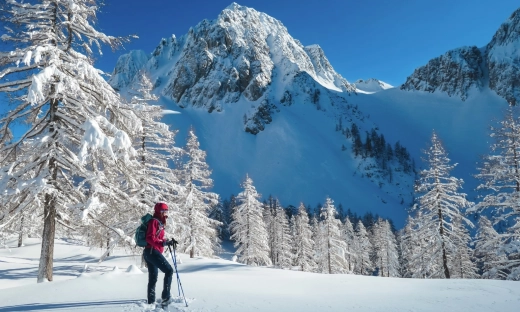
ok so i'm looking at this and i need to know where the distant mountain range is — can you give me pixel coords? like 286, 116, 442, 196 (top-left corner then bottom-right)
110, 3, 519, 227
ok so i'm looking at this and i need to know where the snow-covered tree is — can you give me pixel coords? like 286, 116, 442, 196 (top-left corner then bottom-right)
315, 197, 347, 274
220, 195, 236, 240
343, 217, 356, 272
413, 131, 473, 279
230, 175, 271, 266
209, 197, 227, 242
263, 196, 277, 263
399, 216, 418, 278
474, 216, 508, 279
471, 106, 520, 280
355, 220, 374, 275
293, 203, 315, 272
372, 219, 400, 277
0, 0, 140, 283
450, 216, 478, 279
122, 70, 183, 245
129, 71, 180, 208
176, 127, 220, 258
271, 200, 293, 269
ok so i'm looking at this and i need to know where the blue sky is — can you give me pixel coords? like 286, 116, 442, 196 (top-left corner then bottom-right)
96, 0, 519, 86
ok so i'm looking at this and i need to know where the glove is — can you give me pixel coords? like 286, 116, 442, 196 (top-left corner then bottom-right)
163, 238, 178, 249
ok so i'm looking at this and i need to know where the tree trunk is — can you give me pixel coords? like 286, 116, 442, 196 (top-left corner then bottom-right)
37, 97, 59, 283
106, 232, 110, 257
18, 215, 24, 247
438, 206, 450, 279
327, 223, 332, 274
190, 247, 194, 258
37, 183, 57, 282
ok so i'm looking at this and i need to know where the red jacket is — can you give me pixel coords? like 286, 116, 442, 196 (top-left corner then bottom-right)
145, 214, 166, 253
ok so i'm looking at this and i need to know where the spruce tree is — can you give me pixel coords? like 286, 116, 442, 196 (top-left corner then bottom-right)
230, 175, 271, 266
293, 203, 315, 271
315, 197, 347, 274
272, 201, 293, 269
176, 127, 220, 258
372, 218, 400, 277
355, 220, 374, 275
343, 217, 356, 272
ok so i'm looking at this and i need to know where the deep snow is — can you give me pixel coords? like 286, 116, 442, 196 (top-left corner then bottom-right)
0, 238, 519, 312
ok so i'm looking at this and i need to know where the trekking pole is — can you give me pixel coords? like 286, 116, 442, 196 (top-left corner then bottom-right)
168, 245, 188, 307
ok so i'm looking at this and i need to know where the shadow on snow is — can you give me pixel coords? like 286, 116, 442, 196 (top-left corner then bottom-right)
0, 299, 139, 311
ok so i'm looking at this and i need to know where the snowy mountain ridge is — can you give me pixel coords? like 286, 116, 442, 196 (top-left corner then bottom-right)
354, 78, 394, 94
110, 3, 355, 107
110, 3, 416, 225
401, 7, 520, 104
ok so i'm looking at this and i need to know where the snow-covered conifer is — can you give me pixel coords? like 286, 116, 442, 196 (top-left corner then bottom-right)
474, 216, 508, 279
372, 219, 400, 277
271, 200, 293, 269
355, 220, 374, 275
176, 127, 220, 258
230, 175, 271, 266
471, 106, 520, 280
449, 216, 478, 279
209, 197, 228, 242
0, 0, 140, 283
414, 132, 472, 279
264, 196, 277, 263
399, 216, 418, 278
343, 217, 356, 272
293, 203, 316, 272
315, 197, 347, 274
129, 71, 180, 209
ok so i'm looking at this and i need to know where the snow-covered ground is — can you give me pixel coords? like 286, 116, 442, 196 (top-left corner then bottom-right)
0, 238, 519, 311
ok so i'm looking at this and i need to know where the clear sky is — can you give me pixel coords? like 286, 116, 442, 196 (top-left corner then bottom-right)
95, 0, 520, 87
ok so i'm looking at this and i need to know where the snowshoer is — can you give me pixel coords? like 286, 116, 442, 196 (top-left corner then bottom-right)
143, 202, 178, 306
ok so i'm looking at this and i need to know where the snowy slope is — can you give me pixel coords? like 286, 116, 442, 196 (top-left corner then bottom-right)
354, 78, 394, 93
1, 238, 519, 312
354, 87, 507, 198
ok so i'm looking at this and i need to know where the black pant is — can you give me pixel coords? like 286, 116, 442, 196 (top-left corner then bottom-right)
143, 248, 173, 304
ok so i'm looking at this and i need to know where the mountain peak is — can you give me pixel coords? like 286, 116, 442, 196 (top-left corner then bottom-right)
110, 3, 354, 113
488, 7, 520, 48
224, 2, 242, 11
354, 78, 393, 93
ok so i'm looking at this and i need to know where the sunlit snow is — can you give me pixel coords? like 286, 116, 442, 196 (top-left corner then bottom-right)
0, 238, 518, 312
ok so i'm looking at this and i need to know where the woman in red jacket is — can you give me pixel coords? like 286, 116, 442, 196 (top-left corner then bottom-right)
143, 202, 178, 306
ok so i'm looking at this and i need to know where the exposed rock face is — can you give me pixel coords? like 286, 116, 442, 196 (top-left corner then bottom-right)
304, 45, 353, 92
401, 8, 520, 104
487, 9, 520, 105
401, 46, 484, 101
109, 50, 149, 91
109, 3, 355, 130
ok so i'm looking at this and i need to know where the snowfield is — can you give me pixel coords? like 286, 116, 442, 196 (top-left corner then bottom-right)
0, 238, 519, 312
